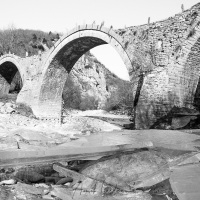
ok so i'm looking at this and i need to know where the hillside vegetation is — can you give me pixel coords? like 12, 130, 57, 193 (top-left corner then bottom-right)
0, 26, 59, 57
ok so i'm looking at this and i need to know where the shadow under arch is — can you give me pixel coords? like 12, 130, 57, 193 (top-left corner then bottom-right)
0, 55, 23, 98
36, 25, 133, 121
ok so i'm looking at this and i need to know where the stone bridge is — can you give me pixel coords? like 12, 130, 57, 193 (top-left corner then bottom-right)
1, 3, 200, 128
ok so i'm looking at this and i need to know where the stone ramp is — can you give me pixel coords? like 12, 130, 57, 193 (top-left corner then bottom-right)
170, 163, 200, 200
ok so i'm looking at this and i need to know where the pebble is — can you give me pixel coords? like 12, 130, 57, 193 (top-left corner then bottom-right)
15, 182, 44, 195
35, 183, 49, 188
0, 179, 16, 185
56, 177, 73, 185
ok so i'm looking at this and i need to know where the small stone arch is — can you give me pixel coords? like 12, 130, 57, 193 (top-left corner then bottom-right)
0, 54, 23, 97
0, 54, 23, 79
35, 24, 133, 121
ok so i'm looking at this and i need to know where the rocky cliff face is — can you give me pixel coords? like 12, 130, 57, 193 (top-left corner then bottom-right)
63, 51, 131, 111
63, 52, 110, 110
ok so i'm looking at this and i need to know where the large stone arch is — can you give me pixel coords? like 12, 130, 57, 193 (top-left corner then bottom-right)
34, 24, 133, 122
0, 54, 23, 97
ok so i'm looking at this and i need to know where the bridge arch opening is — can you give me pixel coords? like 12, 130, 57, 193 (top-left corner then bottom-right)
62, 45, 132, 113
0, 61, 22, 100
37, 27, 133, 122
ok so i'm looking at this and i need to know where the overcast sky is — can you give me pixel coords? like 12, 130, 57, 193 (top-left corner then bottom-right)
0, 0, 200, 80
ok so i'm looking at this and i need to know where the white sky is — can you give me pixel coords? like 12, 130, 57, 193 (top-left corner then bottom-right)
0, 0, 200, 80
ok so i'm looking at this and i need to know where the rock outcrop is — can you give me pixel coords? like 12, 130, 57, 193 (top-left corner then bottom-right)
63, 52, 109, 110
63, 51, 132, 111
0, 74, 10, 97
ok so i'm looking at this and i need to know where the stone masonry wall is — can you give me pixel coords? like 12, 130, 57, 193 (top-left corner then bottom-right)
0, 75, 10, 97
115, 3, 200, 128
63, 53, 110, 110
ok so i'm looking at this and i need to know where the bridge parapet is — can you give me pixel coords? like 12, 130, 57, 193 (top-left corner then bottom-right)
0, 53, 20, 60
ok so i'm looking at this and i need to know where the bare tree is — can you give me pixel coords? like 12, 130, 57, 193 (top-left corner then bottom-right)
0, 24, 17, 54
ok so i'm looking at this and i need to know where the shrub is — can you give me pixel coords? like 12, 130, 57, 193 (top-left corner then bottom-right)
103, 81, 133, 113
62, 76, 82, 110
15, 103, 35, 118
79, 95, 98, 111
63, 75, 99, 110
0, 25, 59, 57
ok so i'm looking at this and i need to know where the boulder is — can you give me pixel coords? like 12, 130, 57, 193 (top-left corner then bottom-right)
151, 106, 200, 129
